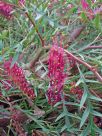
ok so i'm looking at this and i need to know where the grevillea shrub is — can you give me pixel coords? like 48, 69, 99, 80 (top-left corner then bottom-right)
0, 0, 102, 135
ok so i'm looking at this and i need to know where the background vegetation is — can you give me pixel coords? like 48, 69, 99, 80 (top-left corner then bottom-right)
0, 0, 102, 136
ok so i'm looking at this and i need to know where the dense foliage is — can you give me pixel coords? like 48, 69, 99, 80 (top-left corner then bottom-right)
0, 0, 102, 136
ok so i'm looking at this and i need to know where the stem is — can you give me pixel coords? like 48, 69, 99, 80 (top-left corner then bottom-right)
25, 48, 43, 69
90, 90, 101, 99
84, 46, 102, 50
64, 50, 102, 83
25, 12, 44, 47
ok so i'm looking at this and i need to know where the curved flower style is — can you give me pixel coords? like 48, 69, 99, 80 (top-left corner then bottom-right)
47, 41, 66, 105
4, 58, 35, 99
0, 1, 13, 19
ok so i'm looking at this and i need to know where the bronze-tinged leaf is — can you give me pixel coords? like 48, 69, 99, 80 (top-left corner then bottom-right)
69, 26, 85, 43
11, 110, 28, 123
0, 118, 10, 127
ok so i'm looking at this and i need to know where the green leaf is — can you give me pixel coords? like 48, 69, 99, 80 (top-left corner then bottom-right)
35, 13, 43, 21
92, 110, 102, 118
41, 71, 48, 78
80, 107, 90, 128
64, 102, 80, 107
0, 56, 3, 62
0, 40, 3, 50
10, 52, 20, 68
1, 90, 6, 97
91, 126, 96, 136
55, 112, 65, 122
35, 65, 43, 72
54, 101, 62, 107
81, 12, 88, 21
87, 0, 91, 5
16, 44, 23, 52
89, 95, 102, 102
80, 123, 91, 136
67, 113, 81, 120
48, 20, 54, 27
94, 14, 100, 29
61, 125, 67, 132
94, 125, 102, 135
80, 90, 88, 109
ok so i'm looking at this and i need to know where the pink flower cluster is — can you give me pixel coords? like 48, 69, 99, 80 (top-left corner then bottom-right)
47, 41, 66, 105
0, 1, 13, 19
81, 0, 89, 9
81, 0, 94, 19
4, 58, 35, 99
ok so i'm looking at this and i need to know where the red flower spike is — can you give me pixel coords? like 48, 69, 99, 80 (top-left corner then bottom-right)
0, 1, 13, 19
47, 39, 66, 105
4, 58, 35, 99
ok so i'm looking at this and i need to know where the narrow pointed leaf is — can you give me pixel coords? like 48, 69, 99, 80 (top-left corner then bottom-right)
80, 107, 90, 128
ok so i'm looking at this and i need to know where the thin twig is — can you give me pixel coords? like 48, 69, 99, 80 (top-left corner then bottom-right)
77, 33, 102, 52
64, 50, 102, 83
84, 45, 102, 50
24, 48, 43, 69
90, 90, 102, 99
25, 12, 44, 47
